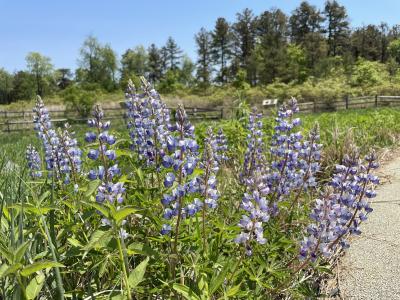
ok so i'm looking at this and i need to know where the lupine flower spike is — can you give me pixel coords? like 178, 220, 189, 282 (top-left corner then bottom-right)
299, 147, 379, 261
26, 145, 42, 178
86, 105, 127, 237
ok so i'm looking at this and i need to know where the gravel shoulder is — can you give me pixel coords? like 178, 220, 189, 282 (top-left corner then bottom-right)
337, 154, 400, 299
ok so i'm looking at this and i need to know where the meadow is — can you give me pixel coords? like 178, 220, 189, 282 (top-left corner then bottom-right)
0, 85, 398, 299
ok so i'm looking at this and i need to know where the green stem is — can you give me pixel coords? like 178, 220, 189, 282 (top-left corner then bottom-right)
116, 233, 131, 300
41, 215, 64, 300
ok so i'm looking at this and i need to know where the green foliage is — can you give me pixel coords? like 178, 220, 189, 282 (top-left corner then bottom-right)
388, 39, 400, 64
78, 35, 118, 92
232, 69, 250, 90
62, 85, 98, 117
351, 59, 384, 86
157, 69, 184, 94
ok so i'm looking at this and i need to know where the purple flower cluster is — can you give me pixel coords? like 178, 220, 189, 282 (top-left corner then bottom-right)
299, 149, 379, 261
261, 99, 322, 217
26, 145, 42, 178
125, 79, 170, 169
235, 108, 271, 255
85, 105, 123, 204
33, 96, 61, 177
235, 101, 322, 255
32, 97, 83, 187
239, 108, 266, 184
215, 129, 228, 163
197, 127, 222, 209
58, 124, 82, 188
160, 105, 201, 234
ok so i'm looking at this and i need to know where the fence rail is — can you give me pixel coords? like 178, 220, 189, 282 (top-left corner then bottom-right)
0, 106, 224, 133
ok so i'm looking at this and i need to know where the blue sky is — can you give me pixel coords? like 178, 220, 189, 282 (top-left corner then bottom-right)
1, 0, 400, 72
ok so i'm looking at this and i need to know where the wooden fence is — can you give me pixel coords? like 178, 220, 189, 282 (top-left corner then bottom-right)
1, 95, 400, 133
294, 95, 400, 114
0, 106, 224, 133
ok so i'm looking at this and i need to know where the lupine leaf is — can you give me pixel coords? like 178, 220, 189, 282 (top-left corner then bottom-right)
14, 241, 30, 263
172, 284, 201, 300
84, 179, 101, 197
128, 257, 149, 289
0, 263, 9, 278
3, 263, 22, 277
210, 260, 232, 294
111, 207, 137, 223
26, 272, 45, 300
20, 261, 64, 277
82, 201, 110, 218
226, 283, 241, 296
83, 230, 112, 258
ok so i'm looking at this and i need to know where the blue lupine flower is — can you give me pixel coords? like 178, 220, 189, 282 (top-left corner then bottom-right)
26, 145, 42, 178
161, 224, 171, 235
33, 96, 62, 178
125, 79, 170, 169
299, 148, 379, 261
85, 132, 97, 143
58, 124, 83, 186
164, 172, 175, 188
85, 104, 128, 236
88, 149, 99, 160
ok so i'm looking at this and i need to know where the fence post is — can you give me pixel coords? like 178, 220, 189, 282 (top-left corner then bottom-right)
313, 100, 316, 113
375, 95, 378, 108
345, 95, 349, 109
220, 108, 223, 119
5, 120, 10, 133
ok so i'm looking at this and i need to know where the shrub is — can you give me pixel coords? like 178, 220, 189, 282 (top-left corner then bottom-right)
62, 85, 98, 117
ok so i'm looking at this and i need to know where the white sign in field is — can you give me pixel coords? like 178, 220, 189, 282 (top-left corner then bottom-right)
262, 99, 278, 106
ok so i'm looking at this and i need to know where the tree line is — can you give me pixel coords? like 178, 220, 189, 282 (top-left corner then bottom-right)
2, 0, 400, 104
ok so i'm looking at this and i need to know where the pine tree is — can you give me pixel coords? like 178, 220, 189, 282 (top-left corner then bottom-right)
232, 8, 257, 83
147, 44, 163, 83
289, 1, 325, 44
324, 0, 350, 56
256, 9, 288, 84
290, 2, 327, 70
195, 28, 213, 87
351, 25, 381, 61
164, 37, 183, 70
211, 17, 233, 83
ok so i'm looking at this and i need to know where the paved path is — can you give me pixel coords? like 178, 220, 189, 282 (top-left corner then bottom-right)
339, 155, 400, 299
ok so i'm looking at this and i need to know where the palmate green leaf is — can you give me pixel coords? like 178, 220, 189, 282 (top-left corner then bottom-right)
14, 241, 30, 263
111, 207, 137, 223
26, 272, 45, 300
83, 230, 112, 257
210, 260, 232, 294
0, 263, 9, 278
2, 263, 22, 277
67, 238, 83, 248
8, 204, 59, 215
173, 283, 201, 300
39, 191, 51, 203
128, 257, 149, 289
225, 283, 241, 297
127, 243, 159, 258
0, 244, 13, 263
82, 200, 110, 218
84, 179, 101, 197
20, 261, 65, 277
